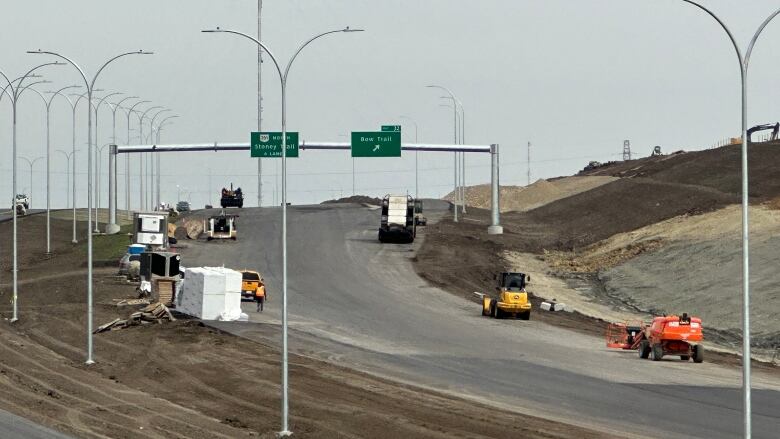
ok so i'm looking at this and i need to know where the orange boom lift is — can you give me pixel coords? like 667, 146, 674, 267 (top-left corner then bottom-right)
606, 313, 704, 363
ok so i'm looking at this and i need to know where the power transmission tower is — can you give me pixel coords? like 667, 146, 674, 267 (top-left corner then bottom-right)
623, 140, 631, 161
527, 141, 531, 185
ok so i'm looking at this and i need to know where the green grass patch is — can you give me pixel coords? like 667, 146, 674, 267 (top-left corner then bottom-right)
76, 225, 134, 262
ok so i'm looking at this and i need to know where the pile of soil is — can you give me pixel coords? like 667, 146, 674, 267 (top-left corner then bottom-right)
0, 216, 610, 438
579, 142, 780, 201
321, 195, 381, 205
443, 176, 616, 212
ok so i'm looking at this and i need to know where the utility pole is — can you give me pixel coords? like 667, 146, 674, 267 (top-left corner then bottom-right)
527, 141, 531, 186
257, 0, 263, 208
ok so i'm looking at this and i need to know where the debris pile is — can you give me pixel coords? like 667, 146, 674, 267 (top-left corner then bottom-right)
94, 302, 175, 333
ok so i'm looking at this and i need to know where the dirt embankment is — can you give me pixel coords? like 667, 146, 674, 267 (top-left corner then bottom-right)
321, 195, 381, 205
443, 176, 616, 212
0, 216, 611, 438
580, 142, 780, 201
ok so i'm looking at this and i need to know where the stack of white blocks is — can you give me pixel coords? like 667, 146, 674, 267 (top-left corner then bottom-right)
177, 267, 244, 321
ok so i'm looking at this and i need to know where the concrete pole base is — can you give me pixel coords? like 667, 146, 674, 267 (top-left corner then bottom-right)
276, 431, 293, 438
487, 225, 503, 235
105, 223, 121, 235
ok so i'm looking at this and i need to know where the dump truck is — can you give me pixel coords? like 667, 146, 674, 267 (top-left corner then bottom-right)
205, 212, 238, 241
378, 194, 416, 243
220, 183, 244, 208
606, 313, 704, 363
479, 272, 532, 320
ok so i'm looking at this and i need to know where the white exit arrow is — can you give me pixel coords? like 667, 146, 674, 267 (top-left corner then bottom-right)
373, 145, 380, 152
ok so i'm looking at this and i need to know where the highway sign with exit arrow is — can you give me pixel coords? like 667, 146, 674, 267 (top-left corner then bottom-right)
250, 132, 299, 158
351, 131, 401, 157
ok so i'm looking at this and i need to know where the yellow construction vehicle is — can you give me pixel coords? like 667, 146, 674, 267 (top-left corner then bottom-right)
240, 270, 266, 300
480, 272, 532, 320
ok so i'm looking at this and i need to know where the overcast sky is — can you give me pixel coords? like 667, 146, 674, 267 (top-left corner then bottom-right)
2, 0, 780, 209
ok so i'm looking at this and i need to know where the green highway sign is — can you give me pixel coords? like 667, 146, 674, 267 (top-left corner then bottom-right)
381, 125, 401, 132
250, 132, 299, 158
351, 131, 401, 157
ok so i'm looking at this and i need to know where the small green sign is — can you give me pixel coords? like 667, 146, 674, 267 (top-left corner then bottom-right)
251, 132, 299, 158
381, 125, 401, 132
351, 131, 401, 157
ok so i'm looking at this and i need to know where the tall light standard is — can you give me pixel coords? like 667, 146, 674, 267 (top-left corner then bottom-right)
28, 49, 154, 364
203, 25, 363, 437
94, 92, 122, 232
155, 115, 179, 207
399, 115, 419, 199
138, 105, 162, 210
24, 84, 80, 253
440, 95, 466, 213
18, 156, 45, 208
56, 149, 79, 209
671, 2, 780, 436
126, 100, 151, 211
149, 108, 171, 207
427, 84, 461, 220
0, 61, 63, 323
49, 88, 100, 244
108, 95, 139, 222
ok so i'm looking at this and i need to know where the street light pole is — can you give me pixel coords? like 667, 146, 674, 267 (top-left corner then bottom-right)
56, 149, 79, 210
673, 2, 780, 437
138, 105, 162, 210
108, 95, 139, 224
50, 88, 98, 244
427, 85, 461, 220
399, 115, 419, 199
25, 84, 80, 253
127, 100, 151, 212
149, 108, 171, 207
203, 25, 363, 437
155, 115, 179, 208
0, 61, 63, 323
18, 156, 45, 208
28, 49, 154, 364
94, 92, 122, 232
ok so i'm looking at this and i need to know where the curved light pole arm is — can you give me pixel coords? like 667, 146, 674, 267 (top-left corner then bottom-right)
202, 28, 284, 84
284, 28, 361, 80
90, 51, 152, 90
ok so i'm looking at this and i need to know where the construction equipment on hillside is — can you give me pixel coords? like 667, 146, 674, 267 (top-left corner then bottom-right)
747, 122, 779, 142
378, 194, 416, 243
414, 199, 427, 226
478, 272, 532, 320
220, 183, 244, 208
606, 313, 704, 363
14, 194, 28, 215
651, 145, 662, 156
205, 211, 238, 241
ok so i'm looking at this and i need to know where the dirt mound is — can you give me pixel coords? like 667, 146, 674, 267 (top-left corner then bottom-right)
443, 176, 616, 212
322, 195, 381, 205
579, 143, 780, 201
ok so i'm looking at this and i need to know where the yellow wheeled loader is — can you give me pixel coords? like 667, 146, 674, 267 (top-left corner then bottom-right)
480, 272, 532, 320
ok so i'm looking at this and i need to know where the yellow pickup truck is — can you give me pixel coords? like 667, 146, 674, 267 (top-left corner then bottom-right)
481, 272, 532, 320
240, 270, 266, 300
